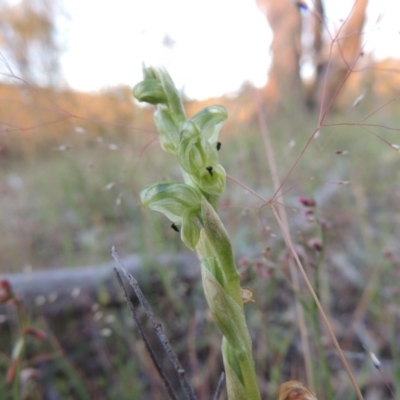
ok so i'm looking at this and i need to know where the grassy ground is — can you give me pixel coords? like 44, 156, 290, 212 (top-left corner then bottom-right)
1, 89, 400, 398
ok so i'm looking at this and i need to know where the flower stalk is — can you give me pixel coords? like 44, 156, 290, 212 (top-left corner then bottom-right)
134, 66, 260, 399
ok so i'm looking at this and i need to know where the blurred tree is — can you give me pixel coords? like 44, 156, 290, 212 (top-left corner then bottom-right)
0, 0, 64, 87
256, 0, 369, 114
315, 0, 368, 111
256, 0, 305, 115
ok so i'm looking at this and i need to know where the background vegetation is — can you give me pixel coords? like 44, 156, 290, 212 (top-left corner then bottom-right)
1, 1, 400, 399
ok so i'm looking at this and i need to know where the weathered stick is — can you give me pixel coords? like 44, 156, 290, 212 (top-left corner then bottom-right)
0, 253, 199, 317
112, 248, 198, 400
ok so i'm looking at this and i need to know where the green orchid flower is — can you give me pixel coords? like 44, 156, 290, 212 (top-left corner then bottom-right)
191, 104, 227, 144
134, 66, 261, 400
139, 182, 202, 250
178, 120, 219, 174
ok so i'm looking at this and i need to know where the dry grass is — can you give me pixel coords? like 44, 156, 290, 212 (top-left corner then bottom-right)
1, 53, 400, 398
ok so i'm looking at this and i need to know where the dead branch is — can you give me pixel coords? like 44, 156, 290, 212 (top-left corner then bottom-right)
0, 252, 199, 317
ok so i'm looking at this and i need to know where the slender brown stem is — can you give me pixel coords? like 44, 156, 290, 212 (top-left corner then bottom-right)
253, 91, 314, 390
271, 206, 364, 400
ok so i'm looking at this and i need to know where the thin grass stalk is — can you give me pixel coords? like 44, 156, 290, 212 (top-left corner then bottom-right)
309, 292, 334, 399
253, 90, 314, 390
309, 220, 334, 398
271, 204, 364, 400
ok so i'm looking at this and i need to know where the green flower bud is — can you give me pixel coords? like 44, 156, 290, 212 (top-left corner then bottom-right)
133, 66, 187, 154
181, 209, 201, 250
178, 121, 218, 174
142, 65, 158, 80
137, 66, 186, 125
133, 79, 167, 105
192, 164, 226, 197
154, 106, 180, 154
140, 182, 201, 221
180, 119, 200, 140
140, 182, 202, 249
191, 105, 227, 143
157, 66, 186, 129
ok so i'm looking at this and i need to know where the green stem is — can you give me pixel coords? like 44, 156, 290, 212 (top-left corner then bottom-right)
310, 295, 334, 399
197, 227, 260, 399
309, 219, 333, 399
13, 303, 28, 400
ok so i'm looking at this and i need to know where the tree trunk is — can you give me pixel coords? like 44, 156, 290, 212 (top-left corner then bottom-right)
1, 252, 199, 318
316, 0, 369, 110
256, 0, 305, 115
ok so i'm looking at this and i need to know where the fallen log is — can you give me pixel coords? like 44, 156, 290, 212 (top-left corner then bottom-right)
0, 252, 200, 318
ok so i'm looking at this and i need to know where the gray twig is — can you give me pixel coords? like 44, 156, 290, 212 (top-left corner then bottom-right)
111, 246, 197, 400
113, 267, 178, 400
213, 372, 225, 400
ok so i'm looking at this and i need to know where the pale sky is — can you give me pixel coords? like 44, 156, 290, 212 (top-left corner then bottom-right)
60, 0, 400, 100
